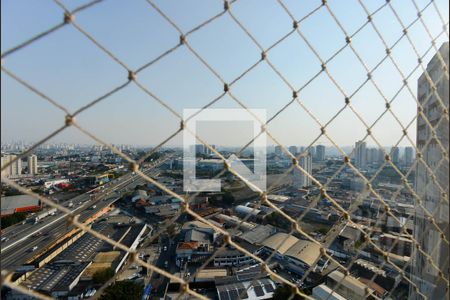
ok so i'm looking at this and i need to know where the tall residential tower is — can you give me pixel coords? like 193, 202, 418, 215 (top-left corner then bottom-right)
410, 42, 449, 300
28, 154, 38, 175
354, 140, 367, 169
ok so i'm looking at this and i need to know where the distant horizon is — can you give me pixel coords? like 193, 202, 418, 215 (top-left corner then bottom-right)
1, 141, 415, 151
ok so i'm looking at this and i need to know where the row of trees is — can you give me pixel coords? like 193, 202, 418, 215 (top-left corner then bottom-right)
1, 212, 27, 229
99, 281, 143, 300
272, 284, 312, 300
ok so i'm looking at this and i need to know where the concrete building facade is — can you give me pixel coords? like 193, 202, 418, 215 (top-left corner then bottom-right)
1, 154, 22, 177
292, 154, 312, 188
410, 42, 449, 300
315, 145, 325, 161
404, 147, 414, 167
28, 154, 38, 175
354, 141, 367, 169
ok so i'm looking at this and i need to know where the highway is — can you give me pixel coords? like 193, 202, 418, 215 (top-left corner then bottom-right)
1, 157, 171, 271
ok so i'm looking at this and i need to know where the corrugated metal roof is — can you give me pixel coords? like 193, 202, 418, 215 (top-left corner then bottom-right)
261, 232, 299, 254
284, 240, 321, 267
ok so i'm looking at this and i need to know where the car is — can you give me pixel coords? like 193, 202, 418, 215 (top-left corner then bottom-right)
164, 261, 168, 267
30, 246, 38, 252
163, 246, 167, 251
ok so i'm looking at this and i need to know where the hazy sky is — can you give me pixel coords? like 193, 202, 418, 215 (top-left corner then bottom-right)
2, 0, 449, 149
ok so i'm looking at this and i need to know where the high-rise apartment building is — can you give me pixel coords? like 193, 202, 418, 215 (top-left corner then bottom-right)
292, 154, 312, 188
195, 144, 205, 155
28, 154, 38, 175
315, 145, 325, 161
391, 146, 400, 165
288, 146, 298, 156
404, 147, 414, 167
1, 154, 22, 177
377, 148, 385, 165
410, 42, 449, 300
308, 147, 315, 159
354, 141, 367, 169
368, 148, 378, 165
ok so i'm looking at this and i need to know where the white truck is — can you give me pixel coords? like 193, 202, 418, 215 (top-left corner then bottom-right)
32, 208, 58, 224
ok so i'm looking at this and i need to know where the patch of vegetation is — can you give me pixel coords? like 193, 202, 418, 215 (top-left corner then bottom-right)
266, 212, 291, 231
3, 188, 23, 196
272, 284, 310, 300
222, 191, 235, 205
92, 268, 115, 284
99, 281, 143, 300
1, 212, 27, 229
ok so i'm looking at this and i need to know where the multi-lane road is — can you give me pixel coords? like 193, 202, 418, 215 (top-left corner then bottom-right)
1, 157, 172, 271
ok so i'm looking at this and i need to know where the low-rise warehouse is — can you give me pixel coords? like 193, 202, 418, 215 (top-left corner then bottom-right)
260, 233, 322, 276
1, 195, 41, 216
20, 262, 91, 298
260, 232, 299, 257
238, 224, 277, 245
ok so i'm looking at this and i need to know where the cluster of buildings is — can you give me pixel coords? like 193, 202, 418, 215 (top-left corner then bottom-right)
1, 154, 38, 177
8, 213, 148, 299
194, 144, 217, 156
275, 144, 326, 162
2, 42, 448, 300
353, 142, 414, 169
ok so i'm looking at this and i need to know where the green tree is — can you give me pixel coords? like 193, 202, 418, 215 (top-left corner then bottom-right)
272, 284, 303, 300
222, 191, 235, 205
1, 213, 27, 229
92, 268, 115, 284
99, 281, 143, 300
3, 188, 23, 196
143, 152, 161, 162
266, 212, 291, 231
